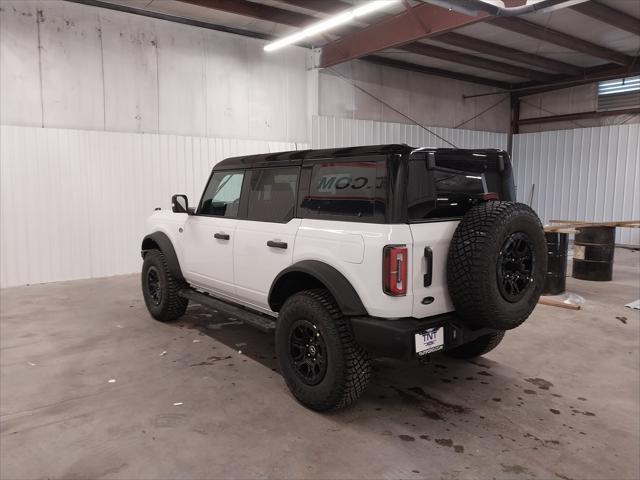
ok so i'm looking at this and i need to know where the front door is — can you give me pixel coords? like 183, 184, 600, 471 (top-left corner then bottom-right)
233, 166, 301, 312
182, 170, 245, 300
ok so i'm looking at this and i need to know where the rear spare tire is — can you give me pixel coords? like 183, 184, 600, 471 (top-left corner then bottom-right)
447, 201, 546, 330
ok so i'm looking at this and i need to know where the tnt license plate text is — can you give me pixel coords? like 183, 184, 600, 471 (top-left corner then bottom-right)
415, 327, 444, 356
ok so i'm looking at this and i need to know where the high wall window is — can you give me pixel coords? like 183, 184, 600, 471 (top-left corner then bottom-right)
597, 76, 640, 111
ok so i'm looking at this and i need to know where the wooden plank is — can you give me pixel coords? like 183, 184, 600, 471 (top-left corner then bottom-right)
547, 220, 640, 229
544, 226, 577, 234
538, 297, 581, 310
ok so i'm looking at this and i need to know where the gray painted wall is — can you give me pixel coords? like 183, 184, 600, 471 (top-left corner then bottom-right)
519, 84, 639, 133
318, 61, 511, 133
0, 0, 310, 142
1, 0, 516, 141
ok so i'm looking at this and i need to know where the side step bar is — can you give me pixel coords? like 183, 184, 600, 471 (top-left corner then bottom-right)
178, 288, 276, 333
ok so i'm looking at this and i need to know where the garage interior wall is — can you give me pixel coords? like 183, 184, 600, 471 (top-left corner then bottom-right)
512, 124, 640, 246
311, 115, 508, 150
519, 84, 640, 133
0, 0, 309, 141
0, 125, 306, 288
1, 1, 638, 288
318, 63, 511, 133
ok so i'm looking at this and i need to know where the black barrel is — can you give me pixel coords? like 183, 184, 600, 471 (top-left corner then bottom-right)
543, 232, 568, 295
572, 226, 615, 281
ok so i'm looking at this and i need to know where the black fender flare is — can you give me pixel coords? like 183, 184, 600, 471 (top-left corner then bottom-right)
269, 260, 367, 316
141, 232, 184, 281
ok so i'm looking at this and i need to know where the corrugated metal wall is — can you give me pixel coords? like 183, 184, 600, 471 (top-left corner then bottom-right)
0, 125, 306, 288
2, 119, 637, 288
311, 115, 509, 150
512, 124, 640, 245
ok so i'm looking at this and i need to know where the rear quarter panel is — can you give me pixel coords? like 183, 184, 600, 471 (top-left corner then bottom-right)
295, 219, 414, 318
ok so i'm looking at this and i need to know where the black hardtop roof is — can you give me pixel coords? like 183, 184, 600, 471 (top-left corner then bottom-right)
214, 144, 506, 171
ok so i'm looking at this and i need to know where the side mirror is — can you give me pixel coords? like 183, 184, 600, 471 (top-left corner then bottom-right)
172, 194, 190, 214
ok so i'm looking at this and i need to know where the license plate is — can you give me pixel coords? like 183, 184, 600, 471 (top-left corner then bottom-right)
415, 327, 444, 356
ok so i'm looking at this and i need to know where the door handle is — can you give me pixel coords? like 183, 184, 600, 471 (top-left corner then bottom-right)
267, 240, 288, 249
214, 232, 230, 240
424, 246, 433, 287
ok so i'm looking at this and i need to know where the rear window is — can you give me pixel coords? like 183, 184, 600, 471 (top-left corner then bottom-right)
300, 158, 387, 222
407, 160, 489, 221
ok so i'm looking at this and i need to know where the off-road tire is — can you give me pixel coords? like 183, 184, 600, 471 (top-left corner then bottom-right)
276, 289, 371, 411
445, 331, 505, 359
141, 249, 188, 322
447, 201, 546, 330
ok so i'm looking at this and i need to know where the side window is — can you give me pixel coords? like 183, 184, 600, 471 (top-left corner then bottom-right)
198, 171, 244, 217
301, 159, 387, 221
246, 167, 299, 223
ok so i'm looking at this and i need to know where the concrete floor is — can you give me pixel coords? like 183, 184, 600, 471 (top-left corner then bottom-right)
1, 249, 639, 480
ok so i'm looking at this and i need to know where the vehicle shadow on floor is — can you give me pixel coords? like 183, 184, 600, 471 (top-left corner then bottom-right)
176, 304, 584, 438
176, 305, 594, 474
179, 303, 280, 372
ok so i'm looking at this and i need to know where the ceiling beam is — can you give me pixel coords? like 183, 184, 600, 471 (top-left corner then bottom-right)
364, 55, 512, 89
400, 43, 555, 81
69, 0, 275, 40
436, 32, 583, 76
570, 1, 640, 36
277, 0, 350, 16
179, 0, 314, 28
490, 17, 632, 66
518, 107, 640, 126
319, 3, 489, 68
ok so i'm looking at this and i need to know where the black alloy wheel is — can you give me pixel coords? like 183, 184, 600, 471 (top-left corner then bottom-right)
146, 266, 162, 306
497, 232, 535, 303
289, 319, 328, 386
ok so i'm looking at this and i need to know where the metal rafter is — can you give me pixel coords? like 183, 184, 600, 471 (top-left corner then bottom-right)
400, 43, 554, 81
179, 0, 314, 28
319, 3, 490, 68
364, 55, 511, 89
436, 32, 583, 76
570, 1, 640, 36
490, 17, 632, 66
277, 0, 350, 16
518, 107, 640, 125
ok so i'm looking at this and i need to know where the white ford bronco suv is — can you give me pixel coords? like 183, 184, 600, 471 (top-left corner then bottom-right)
141, 144, 546, 411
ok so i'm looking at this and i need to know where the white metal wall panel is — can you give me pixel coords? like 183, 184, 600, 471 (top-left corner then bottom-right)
512, 124, 640, 245
311, 115, 509, 150
0, 125, 307, 288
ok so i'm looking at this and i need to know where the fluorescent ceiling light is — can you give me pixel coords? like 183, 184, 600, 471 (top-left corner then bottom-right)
264, 0, 399, 52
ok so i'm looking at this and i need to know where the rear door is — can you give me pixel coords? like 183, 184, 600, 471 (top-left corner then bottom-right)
233, 167, 301, 313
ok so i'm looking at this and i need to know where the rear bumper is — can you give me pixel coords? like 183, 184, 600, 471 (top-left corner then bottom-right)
350, 313, 497, 361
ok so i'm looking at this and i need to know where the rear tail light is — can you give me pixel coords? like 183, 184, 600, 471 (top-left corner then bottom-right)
383, 245, 408, 296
